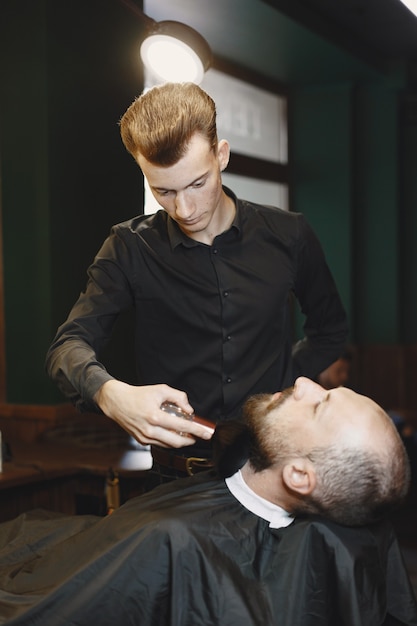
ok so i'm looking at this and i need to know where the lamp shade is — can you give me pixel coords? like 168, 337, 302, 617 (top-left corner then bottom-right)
398, 0, 417, 16
140, 20, 212, 84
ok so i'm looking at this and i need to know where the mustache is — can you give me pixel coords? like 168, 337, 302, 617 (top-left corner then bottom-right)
268, 386, 294, 412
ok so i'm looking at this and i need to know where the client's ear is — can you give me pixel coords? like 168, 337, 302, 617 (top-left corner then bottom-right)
282, 459, 316, 495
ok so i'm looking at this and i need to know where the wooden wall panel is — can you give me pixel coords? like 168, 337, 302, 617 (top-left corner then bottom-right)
356, 344, 407, 411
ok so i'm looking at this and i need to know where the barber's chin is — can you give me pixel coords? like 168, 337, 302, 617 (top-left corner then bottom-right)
180, 219, 200, 228
178, 221, 204, 237
177, 214, 204, 229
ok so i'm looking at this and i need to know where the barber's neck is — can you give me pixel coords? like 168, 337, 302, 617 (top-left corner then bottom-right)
191, 191, 235, 245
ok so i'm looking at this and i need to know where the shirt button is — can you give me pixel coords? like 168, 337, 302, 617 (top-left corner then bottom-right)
212, 248, 218, 254
226, 377, 232, 383
223, 291, 229, 297
225, 335, 231, 342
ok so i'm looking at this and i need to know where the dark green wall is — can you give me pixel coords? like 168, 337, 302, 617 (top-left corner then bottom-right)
399, 94, 417, 343
0, 0, 144, 403
351, 79, 403, 342
0, 0, 50, 402
291, 83, 353, 329
1, 1, 417, 404
291, 70, 417, 345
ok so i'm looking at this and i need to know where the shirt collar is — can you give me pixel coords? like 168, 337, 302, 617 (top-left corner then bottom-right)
225, 470, 294, 529
167, 185, 241, 250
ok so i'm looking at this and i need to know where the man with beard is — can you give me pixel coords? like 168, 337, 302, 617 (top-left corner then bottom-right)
0, 378, 415, 625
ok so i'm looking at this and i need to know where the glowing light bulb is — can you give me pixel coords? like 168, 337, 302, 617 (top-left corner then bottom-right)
398, 0, 417, 17
141, 34, 205, 84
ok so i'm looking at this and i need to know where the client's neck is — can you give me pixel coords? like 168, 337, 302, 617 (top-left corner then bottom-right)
240, 462, 288, 509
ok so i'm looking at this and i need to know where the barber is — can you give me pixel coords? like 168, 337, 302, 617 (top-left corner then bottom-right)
46, 82, 348, 482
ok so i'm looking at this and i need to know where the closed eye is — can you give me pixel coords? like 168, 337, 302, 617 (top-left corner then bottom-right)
153, 188, 174, 197
314, 393, 331, 414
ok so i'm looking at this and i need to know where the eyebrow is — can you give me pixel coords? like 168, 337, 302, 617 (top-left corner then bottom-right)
153, 172, 209, 194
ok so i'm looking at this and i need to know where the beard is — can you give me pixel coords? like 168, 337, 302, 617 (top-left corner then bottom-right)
270, 386, 294, 411
212, 388, 296, 478
241, 386, 300, 472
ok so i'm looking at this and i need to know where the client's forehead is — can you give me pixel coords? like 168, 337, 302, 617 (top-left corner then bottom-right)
324, 386, 391, 441
331, 386, 382, 414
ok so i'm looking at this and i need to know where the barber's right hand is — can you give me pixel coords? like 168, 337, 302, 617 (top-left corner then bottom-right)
94, 380, 214, 448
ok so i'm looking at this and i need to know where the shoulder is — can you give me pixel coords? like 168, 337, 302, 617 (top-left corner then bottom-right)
97, 212, 170, 258
238, 196, 299, 221
236, 197, 309, 240
114, 471, 260, 542
111, 211, 168, 238
117, 472, 234, 522
283, 516, 395, 558
271, 517, 396, 594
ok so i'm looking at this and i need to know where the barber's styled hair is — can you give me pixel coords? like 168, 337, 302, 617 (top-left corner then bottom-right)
119, 82, 218, 166
243, 393, 410, 527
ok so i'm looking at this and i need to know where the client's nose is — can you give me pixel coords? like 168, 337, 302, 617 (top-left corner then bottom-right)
293, 377, 326, 401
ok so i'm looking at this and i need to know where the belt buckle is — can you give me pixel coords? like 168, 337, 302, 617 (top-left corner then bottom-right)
185, 456, 211, 476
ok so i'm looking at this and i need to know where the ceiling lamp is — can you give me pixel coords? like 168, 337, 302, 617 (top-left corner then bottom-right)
398, 0, 417, 17
140, 20, 212, 84
118, 1, 212, 84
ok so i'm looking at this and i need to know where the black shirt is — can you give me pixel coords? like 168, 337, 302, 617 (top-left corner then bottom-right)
46, 187, 348, 422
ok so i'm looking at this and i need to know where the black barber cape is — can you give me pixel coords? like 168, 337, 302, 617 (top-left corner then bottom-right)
0, 471, 416, 626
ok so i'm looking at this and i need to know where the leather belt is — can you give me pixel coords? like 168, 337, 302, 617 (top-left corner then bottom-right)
151, 446, 214, 476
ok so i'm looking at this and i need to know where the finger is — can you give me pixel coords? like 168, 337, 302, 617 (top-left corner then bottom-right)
158, 404, 215, 439
157, 386, 194, 414
127, 413, 198, 446
136, 428, 198, 449
154, 434, 199, 449
154, 411, 214, 441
